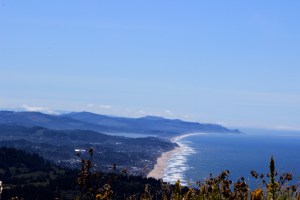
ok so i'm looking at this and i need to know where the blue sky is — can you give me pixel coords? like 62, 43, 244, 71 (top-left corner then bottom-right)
1, 1, 299, 130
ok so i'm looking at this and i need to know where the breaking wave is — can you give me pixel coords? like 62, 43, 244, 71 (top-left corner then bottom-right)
162, 134, 206, 185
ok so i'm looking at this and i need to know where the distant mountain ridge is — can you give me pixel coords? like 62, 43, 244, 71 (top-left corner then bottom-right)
0, 111, 241, 178
0, 110, 107, 131
0, 111, 241, 136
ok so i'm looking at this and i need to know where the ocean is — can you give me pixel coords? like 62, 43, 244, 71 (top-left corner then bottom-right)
162, 129, 300, 189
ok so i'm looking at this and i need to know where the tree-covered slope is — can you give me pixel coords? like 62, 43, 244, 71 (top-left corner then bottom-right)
0, 125, 177, 175
0, 147, 78, 199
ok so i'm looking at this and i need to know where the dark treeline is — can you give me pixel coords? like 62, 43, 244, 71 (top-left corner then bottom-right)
0, 147, 78, 199
2, 147, 298, 200
0, 147, 180, 199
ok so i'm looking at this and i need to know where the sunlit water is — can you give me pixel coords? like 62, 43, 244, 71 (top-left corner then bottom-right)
163, 129, 300, 189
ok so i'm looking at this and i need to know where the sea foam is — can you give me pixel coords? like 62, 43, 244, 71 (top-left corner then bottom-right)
163, 133, 206, 185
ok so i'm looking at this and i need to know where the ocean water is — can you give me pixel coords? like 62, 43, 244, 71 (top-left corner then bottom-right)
103, 132, 156, 138
163, 129, 300, 189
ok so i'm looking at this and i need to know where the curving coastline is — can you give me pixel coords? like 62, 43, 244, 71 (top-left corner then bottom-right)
147, 146, 181, 179
147, 133, 206, 180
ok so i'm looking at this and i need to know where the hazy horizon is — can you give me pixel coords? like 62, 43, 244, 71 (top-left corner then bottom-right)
1, 1, 299, 131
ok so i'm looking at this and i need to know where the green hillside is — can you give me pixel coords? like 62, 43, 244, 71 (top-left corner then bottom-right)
0, 147, 78, 199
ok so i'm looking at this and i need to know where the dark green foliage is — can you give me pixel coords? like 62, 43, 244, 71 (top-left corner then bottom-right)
0, 147, 52, 172
0, 124, 177, 176
269, 156, 276, 199
0, 147, 177, 199
0, 147, 79, 200
0, 147, 299, 199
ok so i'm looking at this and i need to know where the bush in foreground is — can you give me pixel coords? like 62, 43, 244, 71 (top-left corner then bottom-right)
77, 149, 299, 200
1, 147, 299, 199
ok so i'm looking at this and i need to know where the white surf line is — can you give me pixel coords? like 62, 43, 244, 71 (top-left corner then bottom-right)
171, 132, 208, 142
163, 133, 208, 185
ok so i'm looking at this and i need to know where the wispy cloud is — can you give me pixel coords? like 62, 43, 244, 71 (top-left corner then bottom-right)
98, 105, 112, 109
84, 104, 192, 121
136, 109, 181, 119
87, 103, 95, 107
216, 121, 227, 126
164, 110, 173, 116
21, 104, 58, 114
138, 110, 146, 115
86, 104, 112, 109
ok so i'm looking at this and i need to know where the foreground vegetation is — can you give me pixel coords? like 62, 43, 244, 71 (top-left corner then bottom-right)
0, 147, 79, 199
78, 148, 299, 200
0, 147, 299, 199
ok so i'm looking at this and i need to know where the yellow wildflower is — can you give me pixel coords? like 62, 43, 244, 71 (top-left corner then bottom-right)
96, 194, 101, 200
267, 182, 279, 191
251, 188, 263, 200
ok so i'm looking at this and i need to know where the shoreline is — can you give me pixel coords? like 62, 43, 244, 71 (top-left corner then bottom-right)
171, 132, 207, 143
147, 132, 206, 180
147, 146, 181, 179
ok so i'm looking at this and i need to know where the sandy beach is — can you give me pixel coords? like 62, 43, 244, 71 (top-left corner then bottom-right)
147, 133, 207, 180
147, 146, 181, 179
